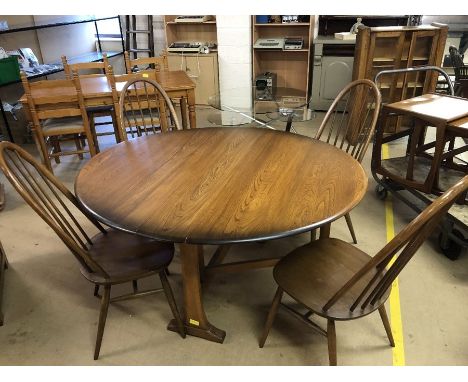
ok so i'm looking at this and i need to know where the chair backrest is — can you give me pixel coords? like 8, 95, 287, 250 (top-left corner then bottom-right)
124, 51, 168, 74
61, 53, 110, 79
20, 72, 90, 132
116, 71, 181, 138
449, 45, 465, 69
323, 175, 468, 313
449, 46, 468, 81
315, 79, 381, 163
0, 141, 109, 277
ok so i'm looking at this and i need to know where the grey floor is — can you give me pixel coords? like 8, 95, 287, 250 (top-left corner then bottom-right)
0, 107, 467, 366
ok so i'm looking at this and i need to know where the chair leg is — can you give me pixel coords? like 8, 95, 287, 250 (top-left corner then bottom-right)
310, 229, 317, 242
51, 138, 61, 164
327, 319, 337, 366
94, 285, 111, 360
132, 280, 138, 293
74, 135, 84, 160
0, 255, 6, 326
159, 270, 185, 339
36, 134, 53, 173
378, 305, 395, 347
259, 286, 283, 348
344, 213, 357, 244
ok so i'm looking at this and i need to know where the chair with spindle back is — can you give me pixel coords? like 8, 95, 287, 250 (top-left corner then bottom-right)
21, 72, 97, 173
313, 79, 381, 244
0, 240, 8, 326
61, 54, 118, 149
115, 73, 182, 139
0, 141, 185, 359
449, 45, 468, 98
259, 175, 468, 365
124, 50, 169, 74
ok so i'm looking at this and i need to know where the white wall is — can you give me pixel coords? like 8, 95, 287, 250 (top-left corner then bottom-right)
216, 15, 252, 112
34, 15, 96, 64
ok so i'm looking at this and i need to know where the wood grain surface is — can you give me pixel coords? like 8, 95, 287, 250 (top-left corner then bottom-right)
75, 127, 368, 244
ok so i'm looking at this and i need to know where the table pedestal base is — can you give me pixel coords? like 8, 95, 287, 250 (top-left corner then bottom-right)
167, 319, 226, 343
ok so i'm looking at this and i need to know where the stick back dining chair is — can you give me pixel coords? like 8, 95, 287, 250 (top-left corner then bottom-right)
0, 239, 8, 326
259, 175, 468, 365
0, 141, 185, 359
61, 53, 119, 150
21, 72, 97, 173
113, 69, 182, 139
124, 50, 169, 74
449, 45, 468, 98
313, 79, 381, 244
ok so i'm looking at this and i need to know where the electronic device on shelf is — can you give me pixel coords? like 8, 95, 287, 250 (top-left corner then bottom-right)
255, 72, 277, 101
174, 15, 214, 23
284, 37, 304, 50
253, 38, 284, 49
167, 41, 217, 53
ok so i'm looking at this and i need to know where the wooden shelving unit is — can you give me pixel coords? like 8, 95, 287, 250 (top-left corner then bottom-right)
163, 16, 219, 105
351, 23, 448, 135
251, 16, 315, 106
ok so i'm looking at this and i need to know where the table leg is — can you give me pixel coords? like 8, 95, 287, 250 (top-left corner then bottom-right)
167, 243, 225, 343
180, 97, 188, 130
187, 89, 197, 129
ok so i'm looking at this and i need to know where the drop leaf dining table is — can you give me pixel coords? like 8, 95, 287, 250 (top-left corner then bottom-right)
75, 127, 368, 343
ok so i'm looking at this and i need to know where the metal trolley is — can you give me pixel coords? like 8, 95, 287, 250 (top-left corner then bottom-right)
372, 66, 467, 259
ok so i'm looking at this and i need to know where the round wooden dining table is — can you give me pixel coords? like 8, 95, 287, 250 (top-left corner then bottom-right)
75, 127, 368, 343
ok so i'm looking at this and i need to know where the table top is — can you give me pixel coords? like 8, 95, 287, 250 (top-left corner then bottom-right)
383, 94, 468, 125
75, 127, 367, 244
19, 70, 195, 103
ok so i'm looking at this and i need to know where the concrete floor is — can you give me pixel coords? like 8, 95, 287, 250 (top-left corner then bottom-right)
0, 107, 467, 366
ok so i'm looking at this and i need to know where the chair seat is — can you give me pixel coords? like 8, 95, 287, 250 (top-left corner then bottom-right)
81, 228, 174, 284
42, 116, 85, 136
273, 238, 390, 321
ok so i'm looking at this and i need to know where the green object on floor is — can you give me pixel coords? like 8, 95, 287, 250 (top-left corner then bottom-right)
0, 56, 20, 85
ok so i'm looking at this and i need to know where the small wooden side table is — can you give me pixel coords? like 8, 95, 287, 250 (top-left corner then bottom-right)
374, 94, 468, 196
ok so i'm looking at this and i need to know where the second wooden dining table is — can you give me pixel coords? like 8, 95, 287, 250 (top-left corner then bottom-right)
19, 70, 197, 131
75, 127, 368, 343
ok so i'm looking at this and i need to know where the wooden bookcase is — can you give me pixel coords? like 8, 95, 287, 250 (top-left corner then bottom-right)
351, 23, 448, 134
164, 16, 219, 105
251, 16, 315, 109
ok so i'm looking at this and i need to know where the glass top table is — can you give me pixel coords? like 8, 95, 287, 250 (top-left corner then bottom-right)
207, 87, 313, 132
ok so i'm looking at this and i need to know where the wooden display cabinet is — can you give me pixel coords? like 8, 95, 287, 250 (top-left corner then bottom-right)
164, 16, 219, 105
252, 16, 316, 109
351, 23, 448, 135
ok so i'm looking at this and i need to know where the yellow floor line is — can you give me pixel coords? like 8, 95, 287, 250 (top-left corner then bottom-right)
382, 144, 406, 366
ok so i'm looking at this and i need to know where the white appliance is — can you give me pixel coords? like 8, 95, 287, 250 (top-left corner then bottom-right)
311, 36, 356, 111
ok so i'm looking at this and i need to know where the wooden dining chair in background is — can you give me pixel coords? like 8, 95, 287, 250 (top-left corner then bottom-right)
113, 69, 182, 139
124, 50, 169, 74
0, 239, 8, 326
449, 45, 468, 98
61, 54, 119, 149
313, 79, 382, 243
259, 175, 468, 365
21, 72, 97, 173
0, 141, 185, 359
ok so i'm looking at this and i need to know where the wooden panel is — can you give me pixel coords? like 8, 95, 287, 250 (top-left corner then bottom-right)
167, 54, 218, 105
